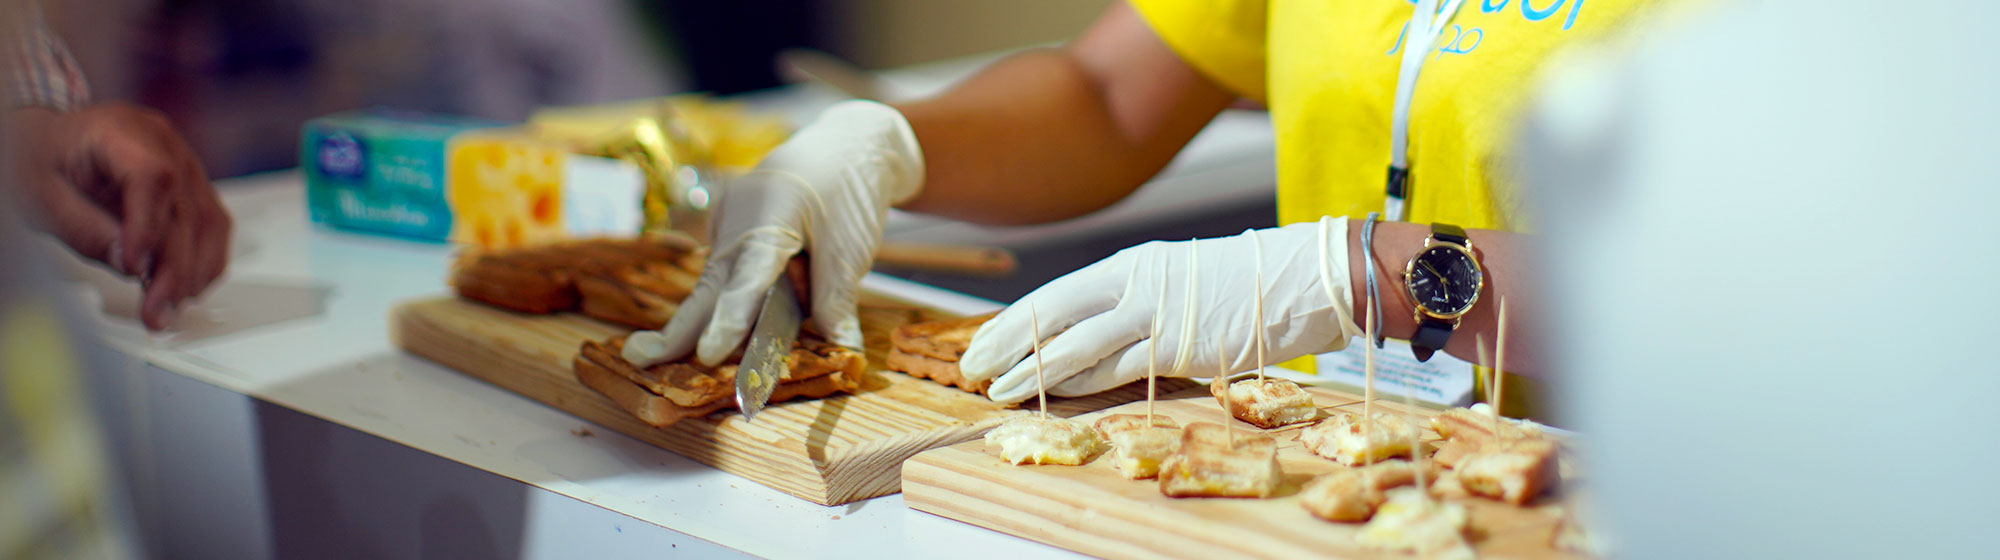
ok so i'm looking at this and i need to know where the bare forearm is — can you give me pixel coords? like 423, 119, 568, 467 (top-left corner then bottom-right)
893, 2, 1232, 225
1349, 221, 1544, 375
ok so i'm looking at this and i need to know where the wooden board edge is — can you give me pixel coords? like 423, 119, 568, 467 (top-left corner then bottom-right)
390, 301, 843, 504
903, 448, 1263, 560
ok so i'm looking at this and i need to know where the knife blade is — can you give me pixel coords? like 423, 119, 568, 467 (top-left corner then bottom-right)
735, 277, 802, 421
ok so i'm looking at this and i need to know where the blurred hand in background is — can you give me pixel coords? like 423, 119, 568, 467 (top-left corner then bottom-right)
9, 102, 230, 329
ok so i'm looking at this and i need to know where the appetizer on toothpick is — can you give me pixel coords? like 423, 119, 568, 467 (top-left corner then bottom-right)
1209, 259, 1316, 428
1092, 297, 1183, 479
1436, 297, 1560, 504
984, 303, 1103, 466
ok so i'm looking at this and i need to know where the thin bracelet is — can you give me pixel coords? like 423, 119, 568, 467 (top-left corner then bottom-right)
1362, 212, 1384, 349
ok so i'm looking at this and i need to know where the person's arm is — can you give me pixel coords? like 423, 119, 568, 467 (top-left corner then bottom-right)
1351, 221, 1543, 375
893, 1, 1235, 225
624, 1, 1235, 367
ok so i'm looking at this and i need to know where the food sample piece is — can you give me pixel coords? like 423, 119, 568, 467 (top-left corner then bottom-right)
885, 312, 997, 393
1092, 414, 1183, 479
1299, 461, 1419, 522
984, 415, 1103, 466
1430, 438, 1479, 470
451, 235, 700, 315
1298, 412, 1422, 466
574, 260, 702, 329
1456, 437, 1560, 505
1158, 423, 1283, 498
891, 312, 991, 361
1430, 402, 1545, 444
1552, 500, 1611, 557
1211, 376, 1318, 429
1357, 487, 1475, 560
580, 335, 861, 406
572, 333, 866, 428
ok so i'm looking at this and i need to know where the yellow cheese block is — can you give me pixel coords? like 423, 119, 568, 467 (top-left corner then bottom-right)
446, 131, 567, 249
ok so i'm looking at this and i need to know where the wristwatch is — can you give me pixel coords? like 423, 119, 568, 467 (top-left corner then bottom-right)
1403, 223, 1484, 362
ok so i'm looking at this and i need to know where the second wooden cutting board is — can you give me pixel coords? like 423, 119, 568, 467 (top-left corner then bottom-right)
902, 385, 1584, 560
390, 293, 1191, 506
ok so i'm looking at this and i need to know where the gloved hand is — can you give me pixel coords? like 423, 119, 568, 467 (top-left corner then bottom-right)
622, 100, 924, 367
958, 218, 1363, 403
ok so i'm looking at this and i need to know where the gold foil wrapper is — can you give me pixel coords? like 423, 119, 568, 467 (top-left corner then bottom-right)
536, 96, 791, 238
594, 115, 704, 234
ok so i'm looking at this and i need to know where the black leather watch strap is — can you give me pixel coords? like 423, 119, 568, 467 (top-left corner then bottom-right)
1431, 222, 1468, 246
1411, 317, 1455, 362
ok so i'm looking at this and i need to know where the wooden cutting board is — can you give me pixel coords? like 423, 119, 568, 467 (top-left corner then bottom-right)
389, 294, 1191, 506
903, 385, 1584, 559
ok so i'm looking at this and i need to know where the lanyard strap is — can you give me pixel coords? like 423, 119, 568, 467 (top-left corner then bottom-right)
1385, 0, 1468, 221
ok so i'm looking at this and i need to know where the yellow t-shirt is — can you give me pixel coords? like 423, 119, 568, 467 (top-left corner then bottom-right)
1134, 0, 1668, 230
1133, 0, 1674, 412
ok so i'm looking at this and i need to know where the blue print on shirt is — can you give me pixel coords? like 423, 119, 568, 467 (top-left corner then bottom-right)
1391, 0, 1588, 57
1473, 0, 1588, 30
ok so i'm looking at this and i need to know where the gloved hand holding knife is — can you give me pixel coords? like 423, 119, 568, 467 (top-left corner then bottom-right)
621, 101, 925, 416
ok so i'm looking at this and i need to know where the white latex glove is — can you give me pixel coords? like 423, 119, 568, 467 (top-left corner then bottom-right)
959, 218, 1364, 403
622, 100, 924, 367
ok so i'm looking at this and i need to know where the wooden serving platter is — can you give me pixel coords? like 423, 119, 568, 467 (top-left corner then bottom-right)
390, 294, 1191, 506
903, 385, 1582, 559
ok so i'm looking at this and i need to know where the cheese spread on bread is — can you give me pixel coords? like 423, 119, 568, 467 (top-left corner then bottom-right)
1158, 423, 1283, 498
1093, 414, 1182, 479
1299, 460, 1418, 522
1430, 403, 1546, 443
1298, 412, 1421, 466
1212, 377, 1318, 429
1357, 488, 1474, 560
1456, 437, 1559, 505
985, 415, 1103, 466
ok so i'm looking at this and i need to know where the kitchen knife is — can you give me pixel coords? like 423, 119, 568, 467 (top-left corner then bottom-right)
735, 275, 802, 421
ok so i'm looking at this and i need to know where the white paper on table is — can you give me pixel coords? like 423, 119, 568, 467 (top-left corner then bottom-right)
561, 155, 645, 236
1309, 339, 1475, 407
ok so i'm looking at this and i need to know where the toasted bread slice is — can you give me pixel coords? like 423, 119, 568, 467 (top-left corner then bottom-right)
1093, 414, 1182, 479
885, 347, 992, 393
451, 257, 577, 313
1211, 376, 1318, 429
1551, 498, 1610, 556
984, 415, 1103, 466
1092, 413, 1180, 437
1158, 423, 1283, 498
889, 312, 995, 362
1298, 412, 1421, 466
576, 355, 859, 428
1430, 438, 1478, 469
1456, 437, 1559, 505
574, 260, 700, 329
1300, 460, 1418, 522
574, 332, 866, 429
452, 236, 699, 315
1430, 403, 1544, 444
579, 334, 863, 408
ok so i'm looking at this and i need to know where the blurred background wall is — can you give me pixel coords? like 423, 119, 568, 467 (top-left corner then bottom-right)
823, 0, 1112, 69
36, 0, 1113, 179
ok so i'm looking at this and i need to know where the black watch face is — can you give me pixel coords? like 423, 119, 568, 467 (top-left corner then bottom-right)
1408, 246, 1482, 316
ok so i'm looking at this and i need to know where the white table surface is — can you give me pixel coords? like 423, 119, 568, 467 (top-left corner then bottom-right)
87, 172, 1086, 559
77, 52, 1277, 558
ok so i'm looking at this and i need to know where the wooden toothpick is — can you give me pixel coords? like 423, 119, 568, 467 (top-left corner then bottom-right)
1363, 274, 1378, 457
1494, 297, 1509, 435
1478, 333, 1497, 443
1253, 236, 1267, 382
1031, 303, 1048, 418
1219, 338, 1234, 446
1404, 383, 1427, 495
1148, 286, 1164, 421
